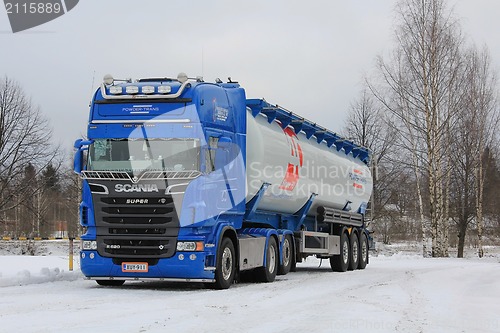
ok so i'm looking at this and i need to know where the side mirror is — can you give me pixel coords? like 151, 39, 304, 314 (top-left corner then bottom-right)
74, 139, 93, 149
73, 139, 93, 174
74, 149, 84, 174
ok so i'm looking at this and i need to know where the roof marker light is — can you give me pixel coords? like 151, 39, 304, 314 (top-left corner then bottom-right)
125, 86, 139, 94
103, 74, 114, 85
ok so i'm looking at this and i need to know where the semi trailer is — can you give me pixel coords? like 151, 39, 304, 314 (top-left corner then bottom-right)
74, 73, 373, 289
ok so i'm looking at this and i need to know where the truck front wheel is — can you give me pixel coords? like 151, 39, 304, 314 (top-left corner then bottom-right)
214, 237, 236, 289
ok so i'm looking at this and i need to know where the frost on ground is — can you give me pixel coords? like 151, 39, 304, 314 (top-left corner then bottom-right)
0, 241, 499, 333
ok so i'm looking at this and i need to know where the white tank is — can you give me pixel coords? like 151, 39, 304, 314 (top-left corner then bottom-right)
245, 111, 373, 215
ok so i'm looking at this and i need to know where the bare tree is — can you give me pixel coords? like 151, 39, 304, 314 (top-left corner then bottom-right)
343, 87, 397, 224
0, 76, 60, 229
448, 46, 499, 257
466, 47, 499, 257
369, 0, 465, 257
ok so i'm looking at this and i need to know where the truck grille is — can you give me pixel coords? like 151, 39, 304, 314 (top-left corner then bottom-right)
101, 237, 172, 256
94, 194, 179, 259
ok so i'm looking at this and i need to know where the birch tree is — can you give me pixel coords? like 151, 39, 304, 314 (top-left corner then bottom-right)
370, 0, 464, 257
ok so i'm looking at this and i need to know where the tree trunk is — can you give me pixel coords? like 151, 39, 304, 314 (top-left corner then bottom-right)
476, 158, 485, 258
457, 219, 468, 258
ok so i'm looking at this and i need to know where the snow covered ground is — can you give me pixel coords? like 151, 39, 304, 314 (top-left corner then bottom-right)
0, 241, 499, 333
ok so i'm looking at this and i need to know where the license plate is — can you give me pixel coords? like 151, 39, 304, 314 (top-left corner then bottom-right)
121, 262, 148, 273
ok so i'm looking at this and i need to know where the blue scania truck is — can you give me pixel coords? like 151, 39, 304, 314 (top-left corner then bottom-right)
74, 73, 373, 289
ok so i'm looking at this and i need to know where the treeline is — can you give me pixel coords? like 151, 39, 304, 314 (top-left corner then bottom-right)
343, 0, 500, 257
0, 77, 80, 238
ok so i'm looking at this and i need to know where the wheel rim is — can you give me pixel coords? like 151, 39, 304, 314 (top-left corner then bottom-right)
352, 238, 359, 262
268, 243, 276, 274
282, 238, 291, 268
342, 239, 349, 264
221, 247, 233, 280
361, 238, 367, 263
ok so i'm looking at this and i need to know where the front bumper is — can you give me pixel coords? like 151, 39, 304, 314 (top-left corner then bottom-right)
80, 250, 215, 282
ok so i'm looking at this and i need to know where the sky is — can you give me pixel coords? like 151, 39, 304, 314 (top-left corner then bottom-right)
0, 0, 499, 155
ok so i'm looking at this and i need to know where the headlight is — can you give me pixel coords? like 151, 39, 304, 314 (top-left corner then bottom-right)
158, 85, 172, 94
125, 86, 139, 94
109, 86, 122, 94
141, 86, 155, 94
176, 241, 204, 252
82, 240, 97, 250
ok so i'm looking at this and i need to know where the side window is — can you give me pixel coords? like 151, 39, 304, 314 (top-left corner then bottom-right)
205, 136, 219, 173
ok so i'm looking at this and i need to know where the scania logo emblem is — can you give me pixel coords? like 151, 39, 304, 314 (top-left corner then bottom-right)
159, 245, 164, 250
132, 176, 139, 183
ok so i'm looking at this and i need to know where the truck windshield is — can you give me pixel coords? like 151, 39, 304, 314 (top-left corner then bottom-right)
87, 138, 200, 173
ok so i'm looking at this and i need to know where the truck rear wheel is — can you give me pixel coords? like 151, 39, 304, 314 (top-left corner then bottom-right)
96, 279, 125, 286
278, 235, 293, 275
330, 231, 349, 272
257, 236, 278, 282
358, 232, 369, 269
214, 237, 236, 289
348, 233, 359, 270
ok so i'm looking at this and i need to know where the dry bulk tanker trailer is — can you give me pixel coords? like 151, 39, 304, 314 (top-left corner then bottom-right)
74, 74, 373, 289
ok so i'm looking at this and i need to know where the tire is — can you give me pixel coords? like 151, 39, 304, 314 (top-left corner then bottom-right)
278, 235, 293, 275
358, 232, 369, 269
213, 237, 236, 289
96, 279, 125, 286
348, 233, 359, 271
330, 231, 349, 272
256, 236, 278, 282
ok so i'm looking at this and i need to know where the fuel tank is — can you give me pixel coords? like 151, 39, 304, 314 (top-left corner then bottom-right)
245, 110, 373, 215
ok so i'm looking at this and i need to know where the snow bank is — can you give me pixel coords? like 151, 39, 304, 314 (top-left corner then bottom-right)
0, 255, 82, 287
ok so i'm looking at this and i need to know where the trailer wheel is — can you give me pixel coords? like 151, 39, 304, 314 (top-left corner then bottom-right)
278, 235, 293, 275
358, 232, 369, 269
348, 233, 359, 270
96, 279, 125, 286
257, 236, 278, 282
330, 231, 349, 272
214, 237, 236, 289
